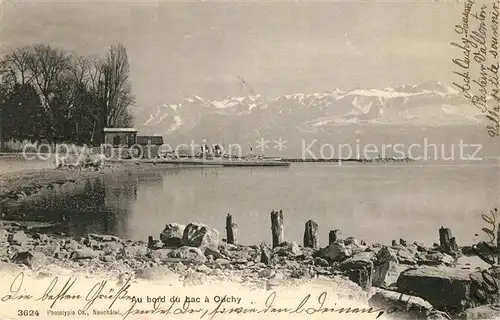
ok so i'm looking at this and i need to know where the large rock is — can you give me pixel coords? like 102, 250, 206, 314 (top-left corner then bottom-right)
339, 251, 375, 270
324, 241, 352, 262
181, 223, 219, 250
397, 266, 500, 314
274, 241, 301, 257
160, 223, 185, 248
338, 251, 375, 292
398, 248, 417, 265
416, 252, 455, 267
260, 242, 273, 265
167, 246, 206, 264
377, 246, 398, 263
368, 289, 434, 319
373, 260, 401, 288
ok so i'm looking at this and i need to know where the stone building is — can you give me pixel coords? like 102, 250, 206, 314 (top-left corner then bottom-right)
103, 127, 138, 159
103, 127, 138, 146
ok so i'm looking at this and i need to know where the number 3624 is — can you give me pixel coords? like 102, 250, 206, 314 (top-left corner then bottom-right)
18, 310, 40, 316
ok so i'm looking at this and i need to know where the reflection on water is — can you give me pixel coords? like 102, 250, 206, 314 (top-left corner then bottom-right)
0, 170, 167, 238
0, 162, 498, 246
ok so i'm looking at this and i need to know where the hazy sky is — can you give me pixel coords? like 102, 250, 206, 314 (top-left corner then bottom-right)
3, 0, 463, 108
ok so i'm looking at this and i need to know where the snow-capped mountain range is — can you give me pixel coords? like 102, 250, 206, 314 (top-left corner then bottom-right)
133, 81, 493, 157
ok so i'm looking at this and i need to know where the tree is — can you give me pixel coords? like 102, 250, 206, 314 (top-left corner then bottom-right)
102, 44, 134, 127
0, 43, 135, 146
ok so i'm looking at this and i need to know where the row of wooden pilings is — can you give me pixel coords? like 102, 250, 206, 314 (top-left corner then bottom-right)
225, 211, 487, 292
225, 209, 340, 249
227, 210, 473, 252
226, 209, 371, 291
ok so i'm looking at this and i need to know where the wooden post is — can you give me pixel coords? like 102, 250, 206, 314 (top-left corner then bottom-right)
226, 213, 238, 244
439, 226, 453, 253
497, 223, 500, 265
449, 237, 458, 251
271, 209, 284, 248
147, 236, 153, 249
260, 242, 273, 265
304, 220, 319, 249
329, 230, 340, 244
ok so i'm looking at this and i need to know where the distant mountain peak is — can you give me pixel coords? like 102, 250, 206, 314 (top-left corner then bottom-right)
134, 81, 481, 139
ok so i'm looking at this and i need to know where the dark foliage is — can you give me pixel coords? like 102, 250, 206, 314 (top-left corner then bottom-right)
0, 43, 135, 148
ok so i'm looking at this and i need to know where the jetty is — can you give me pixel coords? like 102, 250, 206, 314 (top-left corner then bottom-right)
109, 158, 291, 167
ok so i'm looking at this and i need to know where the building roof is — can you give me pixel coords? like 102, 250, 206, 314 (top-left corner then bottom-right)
104, 127, 138, 133
136, 135, 164, 145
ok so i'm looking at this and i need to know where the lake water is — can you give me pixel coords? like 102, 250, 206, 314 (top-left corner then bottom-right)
1, 161, 499, 247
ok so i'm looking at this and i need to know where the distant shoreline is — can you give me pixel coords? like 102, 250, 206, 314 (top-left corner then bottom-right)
282, 158, 414, 163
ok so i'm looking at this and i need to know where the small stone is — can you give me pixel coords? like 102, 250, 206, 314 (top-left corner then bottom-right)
173, 261, 187, 272
65, 239, 81, 251
102, 241, 123, 254
12, 251, 47, 269
150, 249, 171, 262
183, 270, 204, 285
210, 269, 223, 276
121, 243, 148, 258
71, 248, 100, 260
214, 258, 231, 266
196, 265, 210, 273
88, 234, 121, 242
0, 229, 8, 243
204, 247, 224, 259
9, 231, 30, 246
344, 237, 360, 247
34, 241, 60, 257
135, 266, 171, 280
258, 269, 276, 278
168, 247, 206, 264
314, 257, 330, 267
101, 255, 116, 263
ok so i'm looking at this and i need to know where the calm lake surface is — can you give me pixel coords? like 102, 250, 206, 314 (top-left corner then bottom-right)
2, 161, 499, 246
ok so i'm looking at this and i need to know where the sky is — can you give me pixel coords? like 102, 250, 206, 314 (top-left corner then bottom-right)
2, 0, 464, 108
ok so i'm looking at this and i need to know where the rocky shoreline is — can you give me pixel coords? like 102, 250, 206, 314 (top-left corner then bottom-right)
0, 218, 499, 320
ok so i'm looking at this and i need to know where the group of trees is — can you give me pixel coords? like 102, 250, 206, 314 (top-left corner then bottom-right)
0, 43, 134, 148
